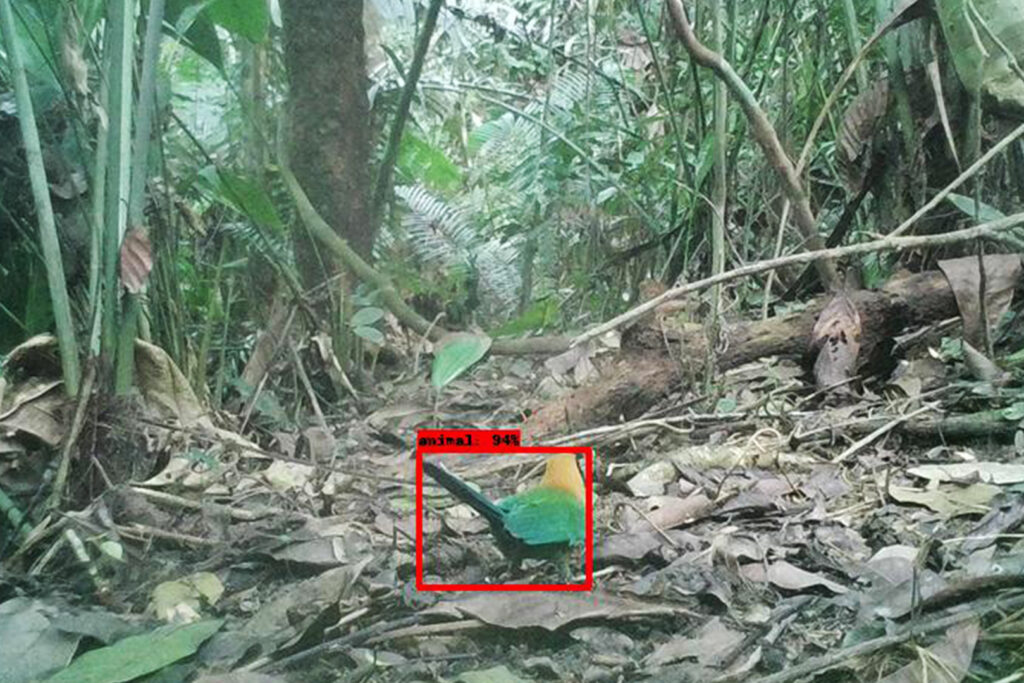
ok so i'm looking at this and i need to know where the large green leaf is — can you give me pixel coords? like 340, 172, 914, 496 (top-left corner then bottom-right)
431, 332, 492, 389
165, 0, 224, 70
351, 306, 385, 327
490, 298, 558, 336
46, 619, 223, 683
945, 193, 1006, 223
397, 134, 462, 192
197, 167, 283, 232
205, 0, 269, 43
935, 0, 1024, 115
353, 325, 385, 345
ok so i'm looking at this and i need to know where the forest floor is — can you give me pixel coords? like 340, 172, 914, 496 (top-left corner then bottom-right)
3, 340, 1024, 682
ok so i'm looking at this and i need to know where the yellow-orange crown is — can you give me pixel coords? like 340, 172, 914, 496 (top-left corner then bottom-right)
539, 453, 584, 500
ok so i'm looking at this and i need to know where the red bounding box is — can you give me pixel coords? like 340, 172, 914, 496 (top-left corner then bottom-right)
415, 429, 594, 592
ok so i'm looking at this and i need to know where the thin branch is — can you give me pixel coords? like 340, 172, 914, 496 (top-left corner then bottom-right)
571, 211, 1024, 346
372, 0, 444, 218
755, 593, 1024, 683
890, 121, 1024, 237
665, 0, 840, 291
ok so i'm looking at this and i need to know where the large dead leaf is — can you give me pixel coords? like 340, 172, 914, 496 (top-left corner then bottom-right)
135, 339, 206, 427
810, 292, 862, 391
595, 531, 664, 563
740, 560, 848, 594
0, 378, 66, 446
625, 493, 714, 532
427, 591, 682, 631
938, 255, 1022, 349
889, 483, 1000, 517
837, 79, 890, 193
240, 298, 292, 390
908, 462, 1024, 485
200, 562, 368, 667
877, 620, 978, 683
2, 333, 62, 377
646, 616, 744, 667
268, 516, 372, 567
120, 226, 153, 294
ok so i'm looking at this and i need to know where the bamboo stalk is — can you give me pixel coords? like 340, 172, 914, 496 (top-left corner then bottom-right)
0, 0, 80, 396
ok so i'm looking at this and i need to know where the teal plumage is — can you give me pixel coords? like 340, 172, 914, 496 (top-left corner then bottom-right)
497, 488, 584, 547
423, 454, 585, 566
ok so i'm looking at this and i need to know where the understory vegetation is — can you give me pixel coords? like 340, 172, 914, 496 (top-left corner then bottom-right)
2, 0, 1024, 680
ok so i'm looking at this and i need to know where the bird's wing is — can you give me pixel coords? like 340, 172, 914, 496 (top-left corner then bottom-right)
498, 488, 585, 546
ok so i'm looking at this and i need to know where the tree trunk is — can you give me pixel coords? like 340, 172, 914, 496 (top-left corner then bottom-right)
281, 0, 374, 292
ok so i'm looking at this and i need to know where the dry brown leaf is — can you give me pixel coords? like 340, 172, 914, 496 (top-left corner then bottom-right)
0, 378, 66, 446
428, 590, 682, 631
837, 79, 889, 193
646, 617, 744, 667
740, 560, 848, 594
201, 562, 369, 667
938, 255, 1022, 350
961, 340, 1007, 383
810, 292, 862, 392
627, 461, 678, 497
877, 620, 978, 683
120, 226, 153, 294
888, 483, 1000, 517
626, 493, 714, 532
909, 462, 1024, 485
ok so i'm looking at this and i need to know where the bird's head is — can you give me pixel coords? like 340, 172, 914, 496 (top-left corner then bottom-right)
540, 452, 585, 500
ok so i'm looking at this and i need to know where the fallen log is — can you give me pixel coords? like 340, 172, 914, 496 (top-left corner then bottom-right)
523, 270, 959, 442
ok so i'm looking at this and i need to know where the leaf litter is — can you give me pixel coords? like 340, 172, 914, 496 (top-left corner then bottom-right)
3, 322, 1024, 681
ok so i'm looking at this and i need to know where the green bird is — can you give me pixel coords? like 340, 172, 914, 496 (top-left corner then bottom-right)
422, 453, 585, 571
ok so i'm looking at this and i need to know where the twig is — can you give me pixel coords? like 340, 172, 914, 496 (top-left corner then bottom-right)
713, 597, 814, 671
889, 121, 1024, 237
666, 0, 839, 291
364, 618, 484, 645
46, 362, 96, 511
572, 212, 1024, 346
128, 486, 266, 521
832, 403, 936, 463
117, 523, 219, 547
372, 0, 446, 217
289, 342, 328, 431
753, 593, 1024, 683
627, 501, 681, 548
257, 615, 423, 672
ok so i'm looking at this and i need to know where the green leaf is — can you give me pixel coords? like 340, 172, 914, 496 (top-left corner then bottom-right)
715, 397, 737, 413
490, 299, 558, 336
205, 0, 269, 43
353, 325, 385, 344
1002, 403, 1024, 421
197, 167, 283, 232
693, 133, 716, 188
165, 0, 224, 70
431, 332, 492, 389
397, 134, 462, 192
46, 619, 223, 683
351, 306, 385, 327
945, 193, 1006, 222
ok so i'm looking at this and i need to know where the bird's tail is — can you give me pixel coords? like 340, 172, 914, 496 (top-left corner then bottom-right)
422, 460, 505, 527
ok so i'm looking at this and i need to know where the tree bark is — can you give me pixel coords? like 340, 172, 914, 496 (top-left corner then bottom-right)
281, 0, 374, 291
523, 270, 959, 441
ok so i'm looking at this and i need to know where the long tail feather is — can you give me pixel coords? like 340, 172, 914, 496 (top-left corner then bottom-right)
423, 461, 505, 527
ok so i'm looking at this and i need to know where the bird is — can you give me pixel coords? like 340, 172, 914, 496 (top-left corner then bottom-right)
422, 453, 585, 575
